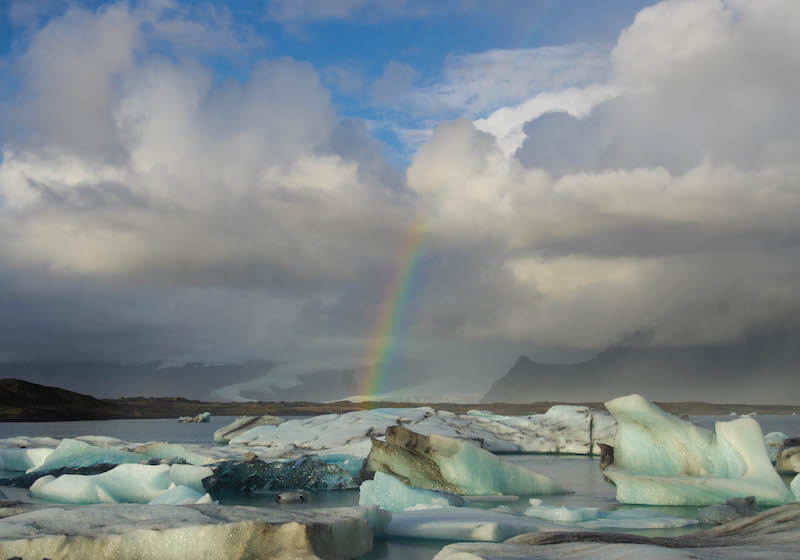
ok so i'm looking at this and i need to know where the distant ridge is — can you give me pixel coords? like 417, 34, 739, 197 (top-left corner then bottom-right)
0, 379, 796, 422
482, 336, 800, 404
0, 378, 132, 421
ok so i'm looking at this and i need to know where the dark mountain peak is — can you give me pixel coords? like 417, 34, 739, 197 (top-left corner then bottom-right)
511, 355, 534, 369
0, 378, 104, 405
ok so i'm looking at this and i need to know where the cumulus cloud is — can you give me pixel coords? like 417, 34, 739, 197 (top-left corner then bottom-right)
0, 2, 419, 364
409, 0, 800, 351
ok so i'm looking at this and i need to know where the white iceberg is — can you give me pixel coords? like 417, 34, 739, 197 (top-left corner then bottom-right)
604, 394, 794, 505
29, 463, 212, 505
133, 442, 216, 466
0, 448, 53, 472
765, 432, 788, 462
359, 472, 465, 512
28, 439, 148, 473
214, 415, 283, 443
177, 412, 211, 423
148, 484, 213, 505
230, 405, 615, 460
0, 503, 373, 560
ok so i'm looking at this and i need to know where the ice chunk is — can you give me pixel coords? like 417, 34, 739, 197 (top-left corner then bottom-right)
229, 407, 435, 458
366, 426, 568, 496
149, 484, 211, 505
359, 472, 465, 512
178, 411, 211, 423
30, 464, 173, 504
776, 438, 800, 474
577, 508, 698, 530
604, 394, 793, 505
214, 415, 283, 443
202, 455, 358, 497
384, 506, 566, 542
0, 503, 373, 560
28, 439, 148, 474
792, 474, 800, 501
133, 442, 216, 466
524, 498, 599, 522
168, 464, 213, 493
765, 432, 788, 462
0, 448, 52, 472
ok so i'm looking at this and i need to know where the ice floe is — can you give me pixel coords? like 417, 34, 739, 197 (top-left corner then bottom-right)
603, 394, 793, 505
359, 472, 465, 511
382, 506, 567, 542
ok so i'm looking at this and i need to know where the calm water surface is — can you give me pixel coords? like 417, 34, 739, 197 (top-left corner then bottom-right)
0, 414, 797, 560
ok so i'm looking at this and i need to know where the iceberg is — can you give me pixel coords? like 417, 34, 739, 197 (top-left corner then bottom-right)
202, 455, 358, 497
228, 406, 615, 459
776, 438, 800, 474
148, 484, 212, 505
0, 447, 53, 472
603, 394, 793, 505
28, 438, 148, 474
359, 472, 465, 512
698, 497, 759, 525
133, 442, 216, 466
214, 415, 283, 443
30, 463, 211, 505
365, 426, 568, 496
0, 503, 373, 560
177, 412, 211, 423
31, 464, 172, 504
765, 432, 788, 462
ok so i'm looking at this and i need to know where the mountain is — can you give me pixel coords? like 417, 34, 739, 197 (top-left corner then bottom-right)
0, 378, 134, 421
0, 361, 274, 401
482, 336, 800, 404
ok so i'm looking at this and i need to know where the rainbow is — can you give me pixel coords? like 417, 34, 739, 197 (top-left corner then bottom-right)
359, 218, 427, 401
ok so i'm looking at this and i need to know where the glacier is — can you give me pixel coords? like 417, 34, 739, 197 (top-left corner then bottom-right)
603, 394, 794, 505
359, 472, 465, 511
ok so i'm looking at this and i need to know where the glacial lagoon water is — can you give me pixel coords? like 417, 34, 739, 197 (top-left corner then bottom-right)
1, 413, 798, 559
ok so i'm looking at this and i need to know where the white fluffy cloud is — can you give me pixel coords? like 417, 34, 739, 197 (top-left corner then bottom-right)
409, 0, 800, 349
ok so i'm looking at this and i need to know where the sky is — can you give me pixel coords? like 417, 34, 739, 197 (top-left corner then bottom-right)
1, 0, 800, 402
